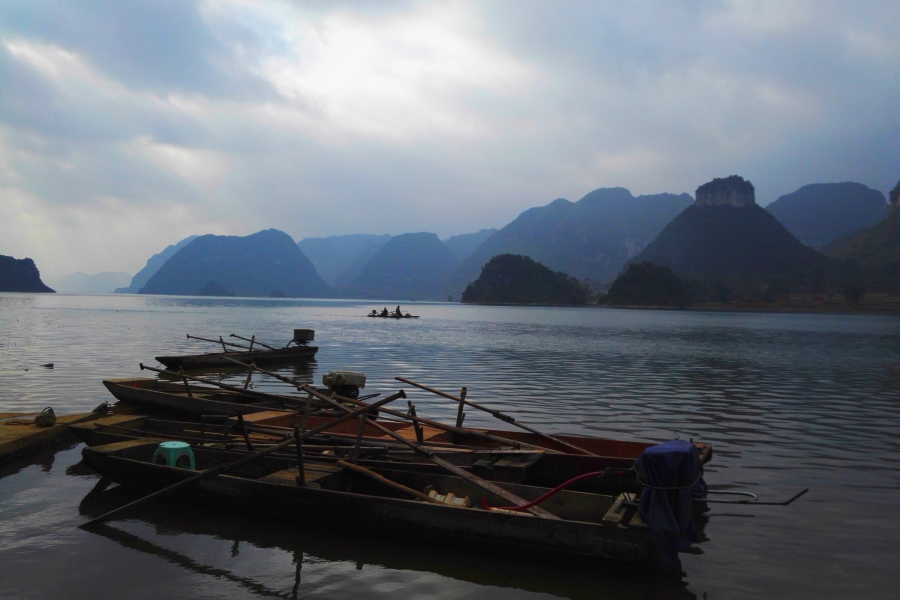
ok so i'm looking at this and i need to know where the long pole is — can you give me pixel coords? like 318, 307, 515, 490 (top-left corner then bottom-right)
310, 388, 559, 520
186, 334, 249, 350
80, 390, 405, 528
395, 377, 599, 457
336, 460, 445, 504
219, 357, 557, 453
230, 334, 277, 351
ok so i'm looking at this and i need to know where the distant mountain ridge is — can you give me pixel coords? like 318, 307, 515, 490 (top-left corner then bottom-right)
443, 229, 497, 261
343, 232, 459, 300
298, 234, 392, 286
766, 183, 888, 249
451, 187, 693, 294
140, 229, 330, 297
117, 236, 199, 293
0, 255, 54, 292
825, 178, 900, 291
54, 271, 132, 293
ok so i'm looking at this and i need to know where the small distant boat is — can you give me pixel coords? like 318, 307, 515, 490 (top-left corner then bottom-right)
155, 330, 317, 369
367, 310, 419, 319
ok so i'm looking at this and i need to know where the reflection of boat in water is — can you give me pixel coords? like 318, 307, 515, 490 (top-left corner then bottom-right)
83, 441, 653, 565
77, 475, 701, 600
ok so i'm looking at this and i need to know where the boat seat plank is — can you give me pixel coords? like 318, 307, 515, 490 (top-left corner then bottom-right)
260, 463, 340, 485
394, 424, 445, 442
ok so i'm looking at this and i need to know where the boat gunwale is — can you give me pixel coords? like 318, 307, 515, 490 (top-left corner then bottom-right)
81, 441, 651, 563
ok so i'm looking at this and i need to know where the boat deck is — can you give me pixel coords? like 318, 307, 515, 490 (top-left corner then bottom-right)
1, 411, 97, 465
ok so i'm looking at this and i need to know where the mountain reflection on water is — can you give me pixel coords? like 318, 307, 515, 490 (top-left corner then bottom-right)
1, 294, 899, 599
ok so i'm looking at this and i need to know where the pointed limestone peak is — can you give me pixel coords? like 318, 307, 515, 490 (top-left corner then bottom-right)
890, 178, 900, 211
695, 175, 756, 208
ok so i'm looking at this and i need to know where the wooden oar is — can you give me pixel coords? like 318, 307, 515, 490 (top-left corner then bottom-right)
230, 334, 277, 351
308, 387, 560, 519
220, 357, 558, 453
336, 460, 446, 504
396, 377, 599, 457
79, 390, 406, 528
186, 334, 249, 350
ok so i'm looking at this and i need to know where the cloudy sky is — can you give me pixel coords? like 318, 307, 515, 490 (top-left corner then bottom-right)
1, 1, 898, 278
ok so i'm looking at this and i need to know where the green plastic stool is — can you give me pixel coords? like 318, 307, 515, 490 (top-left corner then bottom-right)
152, 441, 195, 470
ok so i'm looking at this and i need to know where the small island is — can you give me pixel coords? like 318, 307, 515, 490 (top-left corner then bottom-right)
461, 254, 590, 305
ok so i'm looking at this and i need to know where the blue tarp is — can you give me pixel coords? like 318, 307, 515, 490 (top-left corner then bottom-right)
635, 439, 706, 572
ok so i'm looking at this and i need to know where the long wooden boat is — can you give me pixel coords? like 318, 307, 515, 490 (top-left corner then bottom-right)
102, 378, 303, 417
367, 314, 419, 319
243, 409, 713, 463
82, 440, 659, 567
100, 378, 711, 464
71, 415, 571, 485
155, 345, 317, 369
71, 415, 696, 493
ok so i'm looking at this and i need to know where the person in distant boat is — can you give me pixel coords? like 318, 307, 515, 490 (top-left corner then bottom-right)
369, 309, 377, 316
381, 307, 389, 317
395, 305, 402, 317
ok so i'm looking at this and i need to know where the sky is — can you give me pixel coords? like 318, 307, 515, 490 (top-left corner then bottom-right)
1, 0, 898, 278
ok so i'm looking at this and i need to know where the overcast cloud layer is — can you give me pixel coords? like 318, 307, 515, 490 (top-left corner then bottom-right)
1, 0, 898, 278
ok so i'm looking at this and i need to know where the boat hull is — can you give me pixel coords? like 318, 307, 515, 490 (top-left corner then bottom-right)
155, 345, 317, 369
70, 415, 642, 492
82, 441, 651, 565
102, 379, 296, 417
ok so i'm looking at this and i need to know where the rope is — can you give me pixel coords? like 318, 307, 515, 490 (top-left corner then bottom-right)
482, 468, 628, 512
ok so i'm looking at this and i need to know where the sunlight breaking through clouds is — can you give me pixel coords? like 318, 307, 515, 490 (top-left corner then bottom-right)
0, 0, 897, 278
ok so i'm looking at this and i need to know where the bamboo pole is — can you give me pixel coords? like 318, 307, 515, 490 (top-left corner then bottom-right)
219, 357, 557, 453
310, 389, 559, 520
79, 390, 405, 528
230, 334, 277, 351
186, 334, 249, 350
396, 377, 599, 457
336, 460, 445, 504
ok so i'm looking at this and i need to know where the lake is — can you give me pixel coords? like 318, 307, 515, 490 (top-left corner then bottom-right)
1, 293, 898, 599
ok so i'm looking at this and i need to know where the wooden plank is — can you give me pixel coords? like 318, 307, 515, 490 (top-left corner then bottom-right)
260, 463, 338, 485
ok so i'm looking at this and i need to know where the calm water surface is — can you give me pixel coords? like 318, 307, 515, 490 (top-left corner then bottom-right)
1, 294, 899, 599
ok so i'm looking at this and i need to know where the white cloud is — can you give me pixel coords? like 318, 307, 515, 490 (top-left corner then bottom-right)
0, 185, 241, 279
0, 0, 898, 276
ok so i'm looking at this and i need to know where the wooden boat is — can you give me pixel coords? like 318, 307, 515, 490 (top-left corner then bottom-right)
100, 379, 711, 462
82, 440, 657, 566
71, 412, 698, 494
155, 345, 317, 370
367, 314, 419, 319
102, 378, 304, 417
243, 409, 713, 463
100, 379, 713, 464
69, 415, 582, 485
